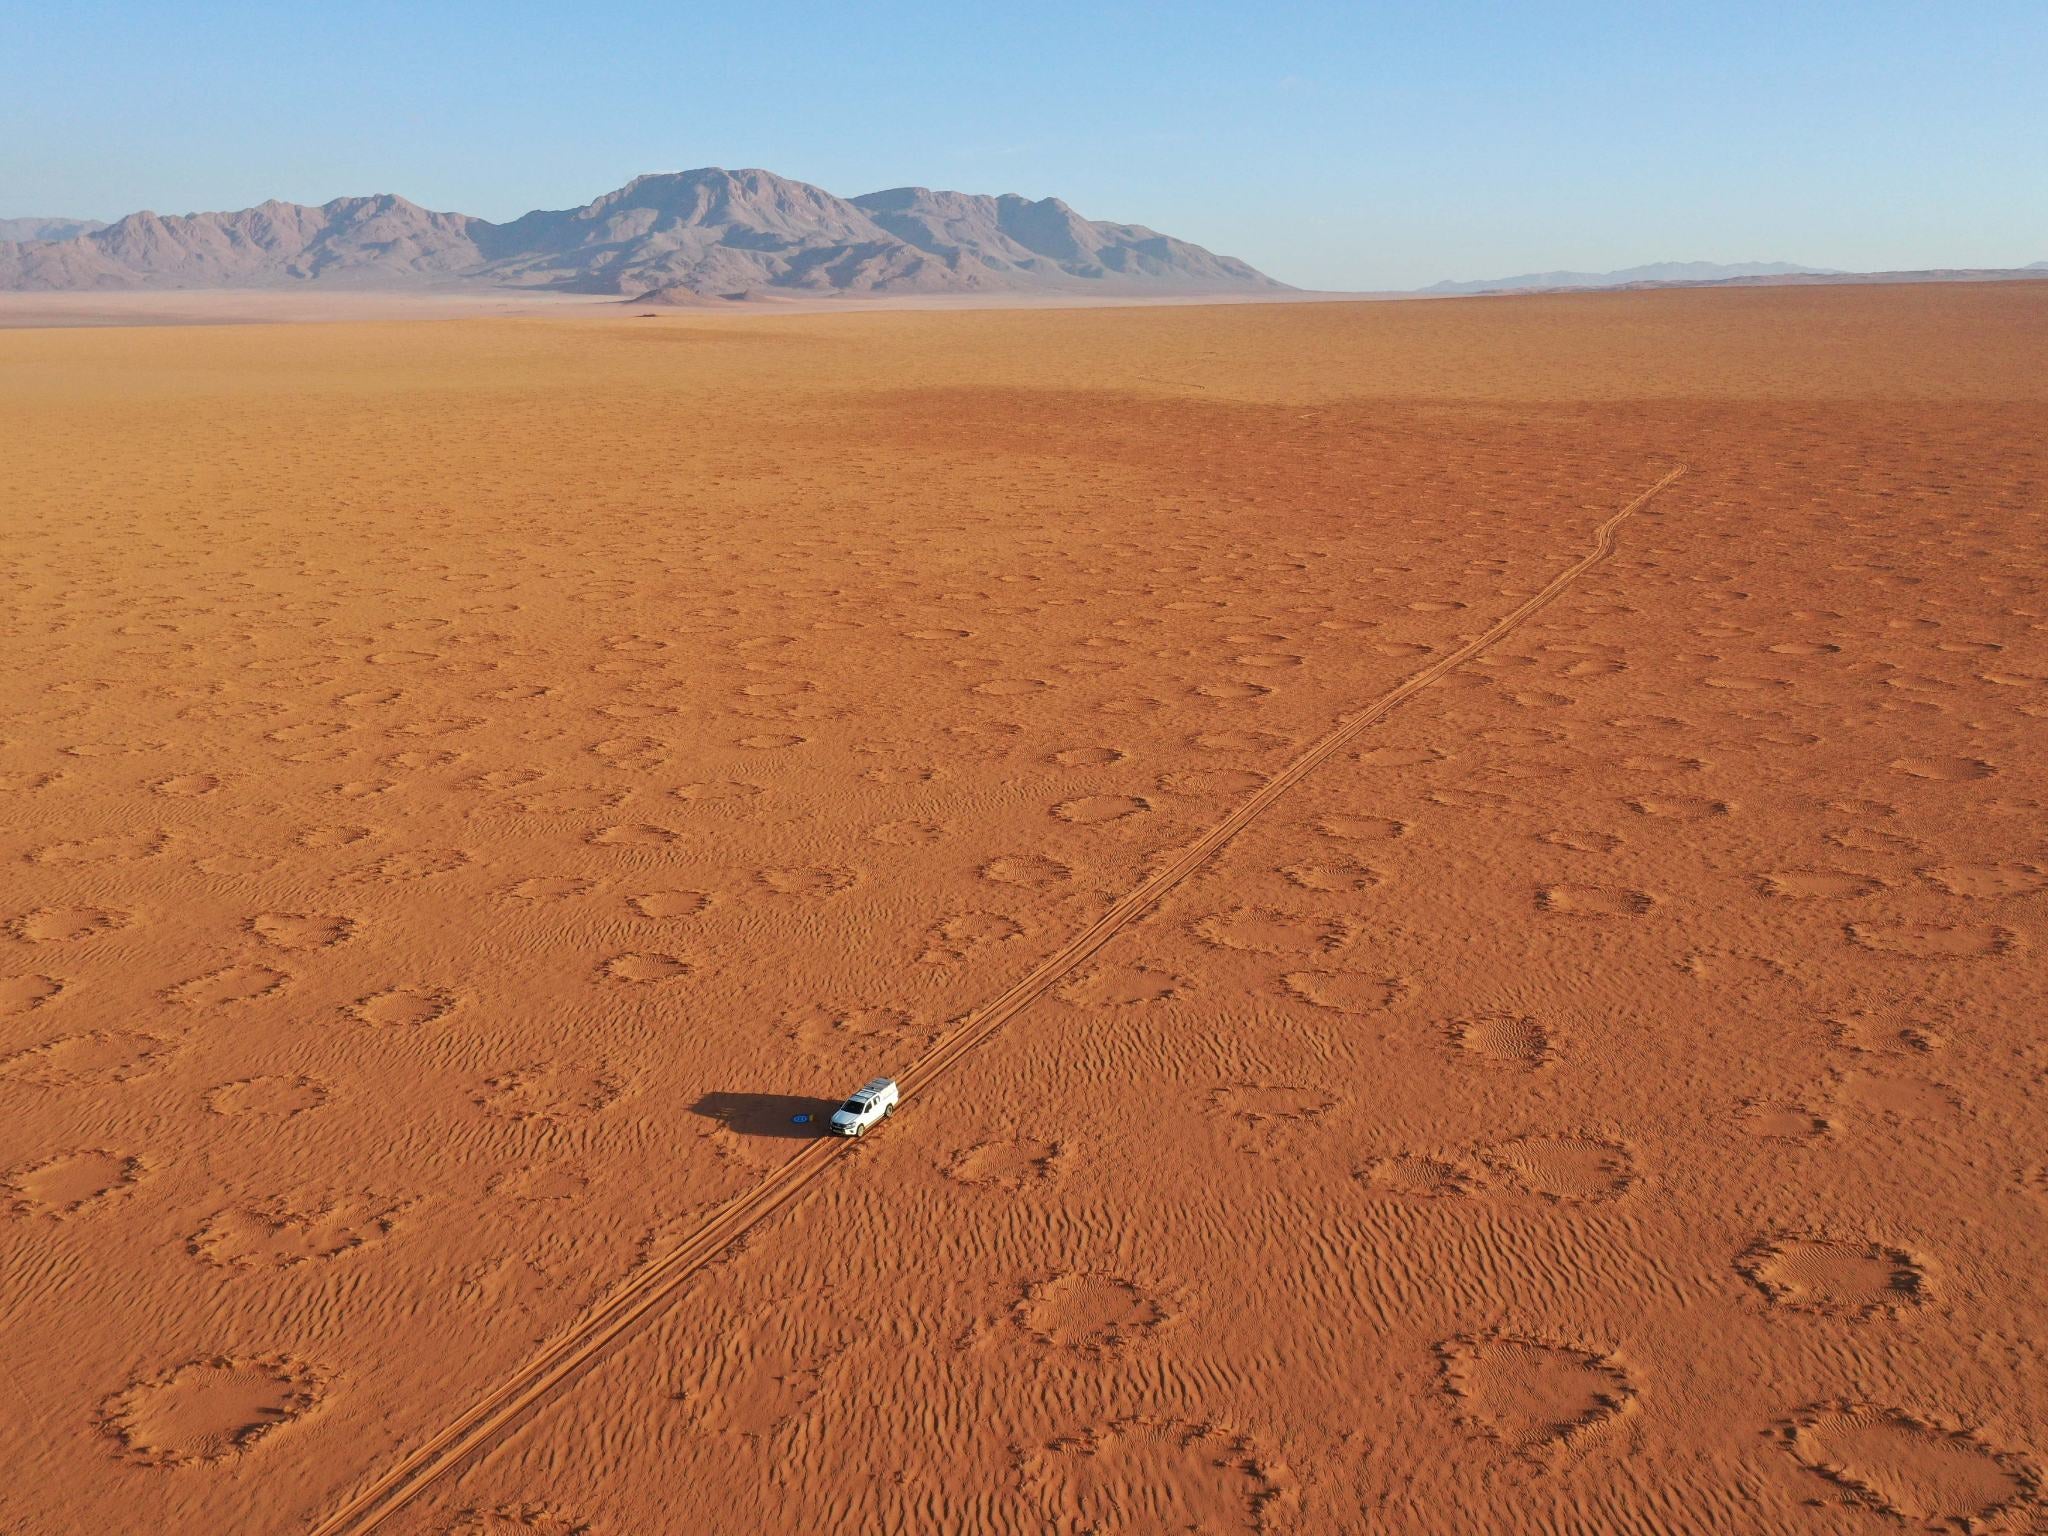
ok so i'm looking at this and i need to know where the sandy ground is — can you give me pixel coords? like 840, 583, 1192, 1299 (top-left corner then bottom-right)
2, 285, 2045, 1535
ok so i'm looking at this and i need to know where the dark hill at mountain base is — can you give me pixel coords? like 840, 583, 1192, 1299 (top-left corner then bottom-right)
0, 169, 1282, 298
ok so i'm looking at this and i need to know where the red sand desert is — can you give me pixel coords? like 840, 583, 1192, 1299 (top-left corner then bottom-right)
3, 283, 2045, 1533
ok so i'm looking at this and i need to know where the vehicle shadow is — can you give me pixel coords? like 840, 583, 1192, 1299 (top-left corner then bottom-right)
692, 1091, 838, 1139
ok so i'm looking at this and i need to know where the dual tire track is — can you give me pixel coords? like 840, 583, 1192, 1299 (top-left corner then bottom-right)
306, 465, 1685, 1534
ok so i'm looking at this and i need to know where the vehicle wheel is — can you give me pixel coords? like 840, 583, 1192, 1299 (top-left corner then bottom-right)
884, 1104, 895, 1118
854, 1123, 865, 1137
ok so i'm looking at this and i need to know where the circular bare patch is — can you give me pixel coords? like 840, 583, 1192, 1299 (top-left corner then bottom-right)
99, 1355, 324, 1466
1017, 1273, 1164, 1355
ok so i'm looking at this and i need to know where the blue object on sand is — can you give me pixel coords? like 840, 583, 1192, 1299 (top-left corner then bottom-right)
792, 1113, 811, 1124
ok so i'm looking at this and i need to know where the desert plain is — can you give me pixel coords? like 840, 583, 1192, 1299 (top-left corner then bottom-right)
2, 282, 2045, 1534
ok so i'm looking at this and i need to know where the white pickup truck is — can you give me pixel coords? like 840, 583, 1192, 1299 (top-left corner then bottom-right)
829, 1077, 899, 1137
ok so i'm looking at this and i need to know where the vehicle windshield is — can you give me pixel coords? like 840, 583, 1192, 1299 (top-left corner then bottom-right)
839, 1098, 867, 1115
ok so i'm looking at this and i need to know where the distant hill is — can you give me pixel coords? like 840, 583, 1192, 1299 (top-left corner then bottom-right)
0, 169, 1283, 299
1421, 259, 2048, 297
1628, 262, 2048, 290
0, 217, 107, 244
1422, 261, 1832, 296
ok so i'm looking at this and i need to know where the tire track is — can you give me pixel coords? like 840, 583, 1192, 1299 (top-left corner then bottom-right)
304, 465, 1683, 1535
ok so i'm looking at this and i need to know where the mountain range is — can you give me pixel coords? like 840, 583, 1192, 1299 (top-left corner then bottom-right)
0, 169, 1281, 300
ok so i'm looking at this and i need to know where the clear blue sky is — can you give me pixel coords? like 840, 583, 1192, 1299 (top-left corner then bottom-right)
4, 0, 2043, 289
